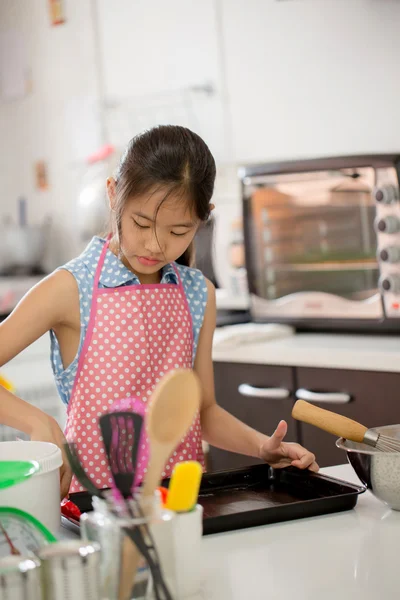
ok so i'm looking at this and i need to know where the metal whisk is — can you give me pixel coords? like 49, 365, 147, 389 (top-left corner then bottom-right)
292, 400, 400, 453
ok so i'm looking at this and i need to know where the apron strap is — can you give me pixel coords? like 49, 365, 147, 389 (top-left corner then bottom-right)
93, 234, 112, 290
172, 262, 185, 291
172, 263, 194, 356
67, 235, 113, 416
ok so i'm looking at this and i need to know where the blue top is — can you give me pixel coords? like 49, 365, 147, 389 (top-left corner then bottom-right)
50, 236, 208, 405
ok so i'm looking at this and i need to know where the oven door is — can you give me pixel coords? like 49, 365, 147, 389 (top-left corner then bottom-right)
243, 165, 383, 323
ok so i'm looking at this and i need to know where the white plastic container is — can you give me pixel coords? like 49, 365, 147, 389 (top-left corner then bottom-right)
151, 504, 204, 599
0, 441, 62, 534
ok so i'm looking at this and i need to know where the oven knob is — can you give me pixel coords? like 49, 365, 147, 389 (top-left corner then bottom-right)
380, 274, 400, 294
374, 185, 399, 205
376, 216, 400, 234
379, 246, 400, 263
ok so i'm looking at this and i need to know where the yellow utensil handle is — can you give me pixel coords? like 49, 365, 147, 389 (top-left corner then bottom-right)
0, 375, 15, 392
292, 399, 367, 443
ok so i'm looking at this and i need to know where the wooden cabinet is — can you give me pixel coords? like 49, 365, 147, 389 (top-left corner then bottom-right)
296, 367, 400, 468
210, 361, 400, 472
209, 362, 297, 471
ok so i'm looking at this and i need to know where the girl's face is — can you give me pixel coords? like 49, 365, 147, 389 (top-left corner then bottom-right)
109, 181, 200, 278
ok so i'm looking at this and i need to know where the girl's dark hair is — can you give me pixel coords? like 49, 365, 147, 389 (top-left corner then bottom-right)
112, 125, 216, 267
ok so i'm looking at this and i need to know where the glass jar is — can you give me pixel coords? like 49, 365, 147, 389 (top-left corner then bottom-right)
81, 494, 175, 600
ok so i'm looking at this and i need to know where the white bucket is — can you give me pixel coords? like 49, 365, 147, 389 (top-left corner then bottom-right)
0, 441, 62, 534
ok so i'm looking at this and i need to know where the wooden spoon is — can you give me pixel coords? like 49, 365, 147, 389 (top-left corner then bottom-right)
119, 369, 201, 600
142, 368, 201, 499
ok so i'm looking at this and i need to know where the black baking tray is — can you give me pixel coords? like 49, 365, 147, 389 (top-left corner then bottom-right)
65, 464, 365, 536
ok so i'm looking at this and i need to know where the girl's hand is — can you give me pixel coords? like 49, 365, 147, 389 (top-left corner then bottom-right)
260, 420, 319, 472
30, 415, 72, 499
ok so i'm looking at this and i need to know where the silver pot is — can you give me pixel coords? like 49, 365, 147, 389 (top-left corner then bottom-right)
336, 424, 400, 511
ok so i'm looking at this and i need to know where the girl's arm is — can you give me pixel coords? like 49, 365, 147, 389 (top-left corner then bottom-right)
195, 279, 319, 471
0, 270, 79, 496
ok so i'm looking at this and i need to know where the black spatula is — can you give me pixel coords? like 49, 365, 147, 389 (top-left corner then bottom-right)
99, 411, 143, 498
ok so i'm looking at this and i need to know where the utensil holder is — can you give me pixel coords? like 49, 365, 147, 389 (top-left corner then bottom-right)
150, 505, 203, 599
81, 494, 175, 600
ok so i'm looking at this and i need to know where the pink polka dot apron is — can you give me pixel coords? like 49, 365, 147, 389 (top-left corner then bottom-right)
65, 237, 204, 494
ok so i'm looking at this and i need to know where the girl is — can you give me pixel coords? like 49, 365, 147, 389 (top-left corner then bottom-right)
0, 126, 318, 498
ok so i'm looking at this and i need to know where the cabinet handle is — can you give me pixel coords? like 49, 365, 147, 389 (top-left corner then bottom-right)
296, 388, 351, 405
238, 384, 290, 399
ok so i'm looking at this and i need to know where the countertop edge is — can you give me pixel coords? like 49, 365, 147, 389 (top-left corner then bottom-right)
212, 333, 400, 373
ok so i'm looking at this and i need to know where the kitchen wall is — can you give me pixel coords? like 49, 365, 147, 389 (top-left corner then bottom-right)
0, 0, 399, 278
221, 0, 400, 163
0, 0, 101, 269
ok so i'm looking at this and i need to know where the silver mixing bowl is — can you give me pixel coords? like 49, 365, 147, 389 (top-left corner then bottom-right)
336, 424, 400, 511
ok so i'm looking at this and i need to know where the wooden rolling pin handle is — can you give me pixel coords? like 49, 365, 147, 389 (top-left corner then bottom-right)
292, 399, 367, 443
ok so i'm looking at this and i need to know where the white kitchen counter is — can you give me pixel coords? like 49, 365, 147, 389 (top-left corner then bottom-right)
61, 465, 399, 599
213, 332, 400, 373
201, 464, 399, 600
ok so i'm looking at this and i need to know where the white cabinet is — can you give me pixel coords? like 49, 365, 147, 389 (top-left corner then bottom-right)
96, 0, 229, 161
220, 0, 400, 163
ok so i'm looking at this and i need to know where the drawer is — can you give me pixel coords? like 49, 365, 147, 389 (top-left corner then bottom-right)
296, 367, 400, 467
209, 362, 297, 472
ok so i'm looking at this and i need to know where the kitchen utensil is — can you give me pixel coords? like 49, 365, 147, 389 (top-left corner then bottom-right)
336, 426, 400, 510
100, 411, 171, 600
98, 408, 170, 600
292, 399, 400, 452
0, 374, 15, 392
64, 442, 106, 499
123, 369, 200, 599
0, 442, 62, 534
0, 461, 39, 490
157, 487, 169, 507
81, 495, 175, 600
122, 517, 171, 600
114, 485, 173, 600
166, 461, 202, 513
142, 369, 201, 499
198, 464, 364, 534
66, 463, 366, 535
65, 440, 170, 599
38, 540, 101, 600
99, 411, 143, 498
0, 507, 57, 559
0, 555, 42, 600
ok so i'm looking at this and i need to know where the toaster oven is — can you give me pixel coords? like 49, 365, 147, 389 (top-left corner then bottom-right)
241, 155, 400, 331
